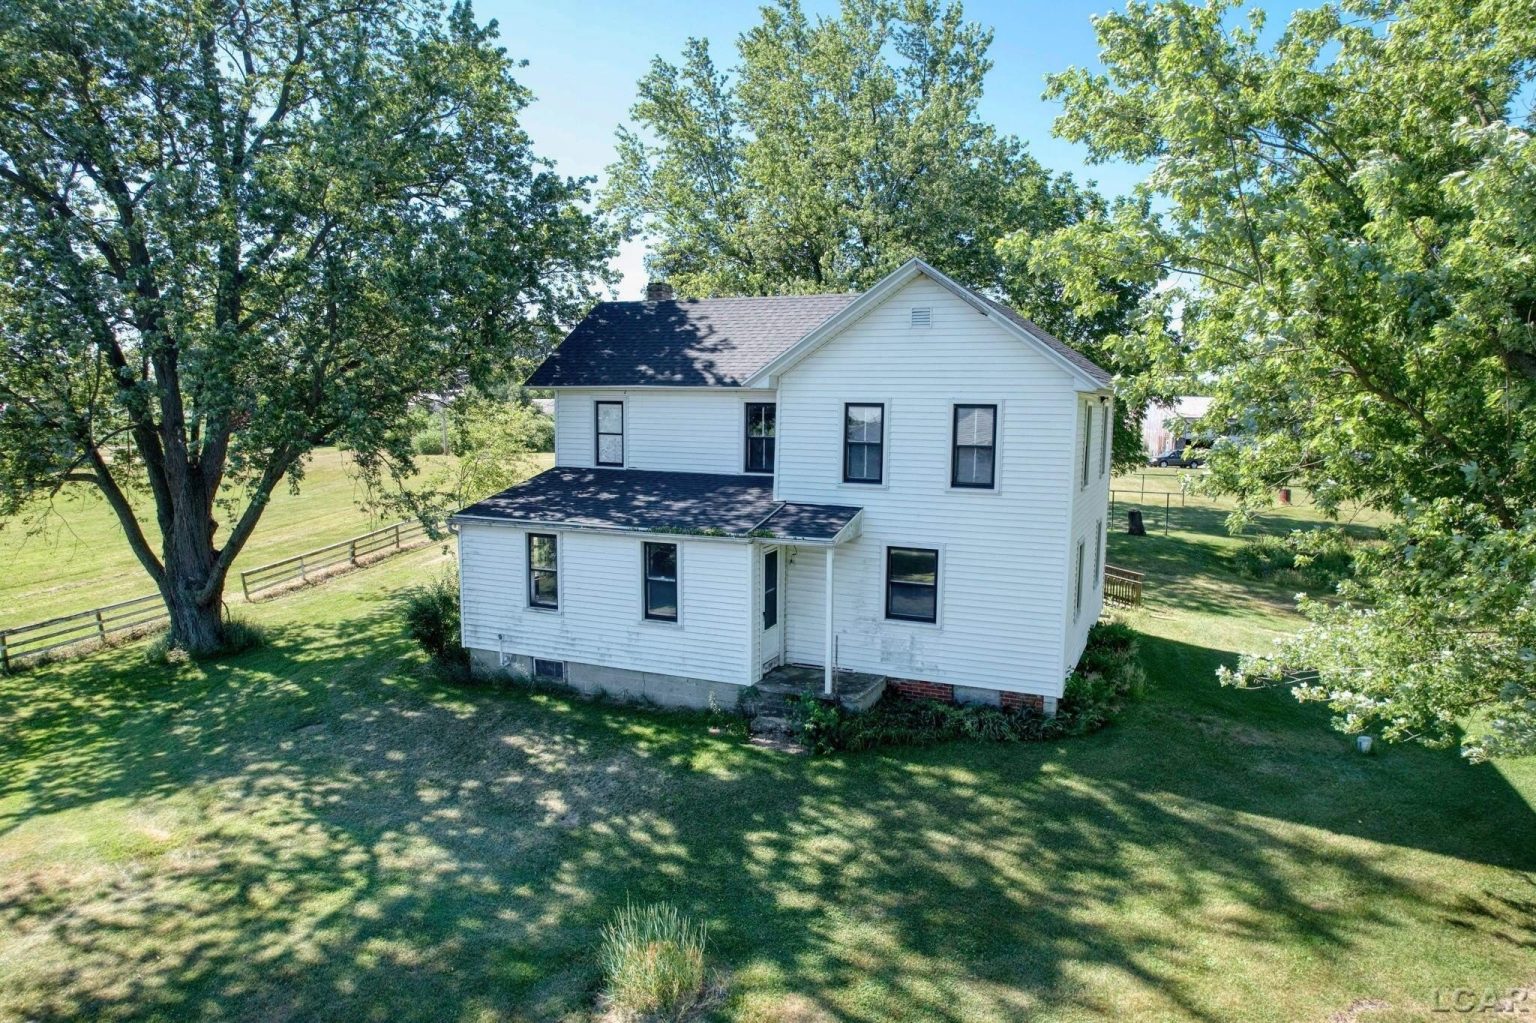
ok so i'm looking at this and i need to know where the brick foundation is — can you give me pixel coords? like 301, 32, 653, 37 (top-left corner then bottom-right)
1001, 691, 1046, 713
890, 678, 1047, 713
889, 678, 956, 702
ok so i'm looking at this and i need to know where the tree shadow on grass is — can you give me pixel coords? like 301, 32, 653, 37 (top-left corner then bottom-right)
2, 610, 1534, 1022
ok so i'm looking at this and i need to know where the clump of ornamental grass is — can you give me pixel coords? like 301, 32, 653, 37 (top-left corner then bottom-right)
599, 901, 709, 1021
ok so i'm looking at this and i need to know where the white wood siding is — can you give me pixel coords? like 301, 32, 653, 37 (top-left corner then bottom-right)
554, 388, 777, 475
458, 523, 753, 685
1063, 397, 1112, 673
784, 546, 827, 666
776, 276, 1095, 698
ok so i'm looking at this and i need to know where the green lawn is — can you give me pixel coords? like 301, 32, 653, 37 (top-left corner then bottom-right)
0, 448, 553, 629
1, 500, 1532, 1022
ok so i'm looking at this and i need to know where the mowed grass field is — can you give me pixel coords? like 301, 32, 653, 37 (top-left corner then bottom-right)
0, 448, 553, 629
1, 479, 1532, 1022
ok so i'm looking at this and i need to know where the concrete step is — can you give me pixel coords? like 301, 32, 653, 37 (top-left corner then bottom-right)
749, 713, 797, 736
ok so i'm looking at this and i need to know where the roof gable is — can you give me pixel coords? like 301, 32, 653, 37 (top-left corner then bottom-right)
742, 259, 1112, 390
525, 293, 857, 388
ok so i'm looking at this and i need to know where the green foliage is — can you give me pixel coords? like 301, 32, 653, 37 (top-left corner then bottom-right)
1233, 531, 1356, 591
1037, 0, 1536, 754
604, 1, 1091, 298
400, 575, 467, 671
412, 431, 448, 457
426, 395, 553, 507
798, 622, 1146, 753
0, 0, 613, 653
598, 901, 709, 1020
1224, 503, 1536, 761
144, 615, 266, 666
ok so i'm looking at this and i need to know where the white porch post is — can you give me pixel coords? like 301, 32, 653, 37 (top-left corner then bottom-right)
823, 545, 835, 696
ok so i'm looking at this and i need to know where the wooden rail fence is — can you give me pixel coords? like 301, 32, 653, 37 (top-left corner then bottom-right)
238, 519, 430, 600
1, 519, 438, 672
0, 593, 167, 672
1103, 564, 1145, 608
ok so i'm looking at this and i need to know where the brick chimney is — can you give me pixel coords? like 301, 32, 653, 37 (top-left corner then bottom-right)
645, 280, 675, 302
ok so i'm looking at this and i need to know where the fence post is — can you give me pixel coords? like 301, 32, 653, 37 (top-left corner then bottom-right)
95, 608, 107, 642
1, 632, 8, 674
349, 539, 358, 566
299, 555, 308, 583
241, 571, 251, 602
394, 523, 402, 550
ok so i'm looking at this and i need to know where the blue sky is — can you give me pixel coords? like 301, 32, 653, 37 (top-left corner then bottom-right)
475, 0, 1306, 297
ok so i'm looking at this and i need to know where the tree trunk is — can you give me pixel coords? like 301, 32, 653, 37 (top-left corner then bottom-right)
158, 471, 229, 656
163, 581, 225, 655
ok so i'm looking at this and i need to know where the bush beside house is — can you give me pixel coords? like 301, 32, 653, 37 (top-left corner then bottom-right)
796, 621, 1147, 753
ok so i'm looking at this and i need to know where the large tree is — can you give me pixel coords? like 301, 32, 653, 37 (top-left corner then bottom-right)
1032, 0, 1536, 757
0, 0, 613, 654
605, 0, 1154, 465
604, 0, 1083, 297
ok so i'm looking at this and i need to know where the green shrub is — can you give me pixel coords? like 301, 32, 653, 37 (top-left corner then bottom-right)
143, 631, 188, 667
413, 429, 447, 455
599, 901, 709, 1020
219, 616, 268, 656
1234, 535, 1295, 578
144, 615, 268, 666
796, 621, 1145, 754
1234, 530, 1356, 590
400, 574, 467, 670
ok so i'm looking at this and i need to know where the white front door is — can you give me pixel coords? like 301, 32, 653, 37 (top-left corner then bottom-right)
759, 547, 783, 672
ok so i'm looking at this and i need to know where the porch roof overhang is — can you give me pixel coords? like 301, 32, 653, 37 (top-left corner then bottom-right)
449, 467, 862, 546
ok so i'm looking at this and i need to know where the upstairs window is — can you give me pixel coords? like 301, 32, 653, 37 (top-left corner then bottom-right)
951, 404, 997, 489
1099, 403, 1111, 477
844, 403, 884, 484
528, 533, 558, 610
643, 542, 678, 622
595, 401, 624, 466
1080, 403, 1092, 489
886, 546, 939, 623
745, 402, 776, 474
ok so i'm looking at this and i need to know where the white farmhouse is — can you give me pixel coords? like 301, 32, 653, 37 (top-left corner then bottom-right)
452, 259, 1113, 715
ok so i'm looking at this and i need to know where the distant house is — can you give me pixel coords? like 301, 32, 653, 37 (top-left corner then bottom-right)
451, 259, 1113, 715
1142, 396, 1213, 461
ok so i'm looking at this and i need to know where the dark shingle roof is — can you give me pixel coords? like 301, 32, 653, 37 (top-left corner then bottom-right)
452, 468, 861, 543
525, 294, 857, 388
978, 296, 1113, 388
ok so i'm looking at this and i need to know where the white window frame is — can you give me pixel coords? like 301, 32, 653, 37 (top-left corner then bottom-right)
1074, 538, 1087, 621
838, 399, 892, 490
640, 540, 682, 626
881, 542, 945, 628
1093, 520, 1103, 587
949, 400, 1004, 493
1080, 401, 1093, 490
595, 399, 625, 467
526, 531, 561, 614
1098, 402, 1111, 478
743, 400, 776, 475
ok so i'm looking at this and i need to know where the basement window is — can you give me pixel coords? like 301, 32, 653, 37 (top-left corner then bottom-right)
533, 658, 565, 680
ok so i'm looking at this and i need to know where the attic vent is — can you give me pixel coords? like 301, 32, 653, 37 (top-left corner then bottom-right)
910, 306, 932, 328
